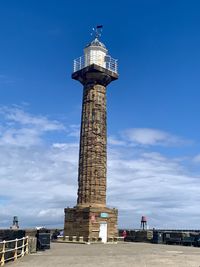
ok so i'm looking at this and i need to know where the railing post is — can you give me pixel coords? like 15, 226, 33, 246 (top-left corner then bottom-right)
14, 238, 18, 261
25, 236, 29, 255
21, 237, 25, 257
0, 240, 6, 266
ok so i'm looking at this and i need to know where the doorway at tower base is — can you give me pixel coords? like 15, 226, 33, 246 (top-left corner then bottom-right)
64, 206, 118, 242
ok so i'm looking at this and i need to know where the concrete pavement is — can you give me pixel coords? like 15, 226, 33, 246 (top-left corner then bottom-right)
9, 242, 200, 267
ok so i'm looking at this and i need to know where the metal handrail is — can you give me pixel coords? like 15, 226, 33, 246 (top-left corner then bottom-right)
0, 236, 29, 266
73, 55, 118, 74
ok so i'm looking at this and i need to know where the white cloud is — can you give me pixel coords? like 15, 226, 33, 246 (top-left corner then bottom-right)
0, 106, 66, 147
0, 128, 41, 147
68, 124, 80, 138
0, 143, 78, 228
108, 136, 126, 146
0, 106, 65, 131
123, 128, 187, 146
107, 149, 200, 229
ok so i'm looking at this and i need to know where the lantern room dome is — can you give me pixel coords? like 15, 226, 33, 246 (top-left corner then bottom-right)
85, 38, 106, 49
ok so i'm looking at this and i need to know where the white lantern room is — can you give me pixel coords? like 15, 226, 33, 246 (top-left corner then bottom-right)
84, 38, 108, 68
73, 37, 118, 74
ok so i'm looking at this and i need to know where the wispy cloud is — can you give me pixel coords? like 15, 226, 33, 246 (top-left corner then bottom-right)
122, 128, 190, 146
0, 106, 65, 131
0, 106, 66, 147
68, 124, 80, 138
108, 136, 126, 146
0, 74, 16, 85
108, 128, 191, 148
193, 154, 200, 163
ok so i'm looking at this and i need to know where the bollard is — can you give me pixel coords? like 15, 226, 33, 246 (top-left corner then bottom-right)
28, 237, 37, 253
72, 236, 77, 242
65, 236, 69, 242
79, 236, 83, 242
113, 237, 118, 243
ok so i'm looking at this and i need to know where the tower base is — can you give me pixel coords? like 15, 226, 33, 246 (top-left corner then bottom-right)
64, 206, 118, 242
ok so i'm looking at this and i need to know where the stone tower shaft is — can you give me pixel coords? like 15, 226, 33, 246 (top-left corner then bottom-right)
72, 64, 118, 208
78, 83, 107, 207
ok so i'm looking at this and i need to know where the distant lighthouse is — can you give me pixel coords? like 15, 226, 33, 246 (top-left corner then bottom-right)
64, 26, 118, 243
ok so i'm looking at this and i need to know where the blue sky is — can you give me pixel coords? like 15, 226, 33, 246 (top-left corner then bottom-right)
0, 0, 200, 229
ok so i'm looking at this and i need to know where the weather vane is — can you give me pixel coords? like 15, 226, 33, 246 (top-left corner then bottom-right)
91, 25, 103, 39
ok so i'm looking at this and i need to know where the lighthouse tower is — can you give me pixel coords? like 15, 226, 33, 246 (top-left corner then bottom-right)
64, 27, 118, 243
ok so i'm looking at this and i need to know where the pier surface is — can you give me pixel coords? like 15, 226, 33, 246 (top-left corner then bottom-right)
9, 242, 200, 267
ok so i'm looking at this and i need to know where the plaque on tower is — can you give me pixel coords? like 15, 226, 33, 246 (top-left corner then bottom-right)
100, 213, 109, 218
64, 27, 118, 242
